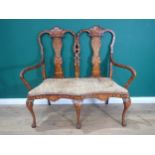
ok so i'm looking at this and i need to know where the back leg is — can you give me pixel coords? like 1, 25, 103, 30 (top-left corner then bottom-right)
73, 100, 82, 129
48, 99, 51, 106
105, 98, 109, 104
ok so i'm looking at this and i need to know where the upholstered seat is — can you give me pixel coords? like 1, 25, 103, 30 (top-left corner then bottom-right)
28, 78, 128, 96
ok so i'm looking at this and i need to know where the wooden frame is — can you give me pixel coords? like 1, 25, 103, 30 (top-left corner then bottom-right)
20, 26, 136, 129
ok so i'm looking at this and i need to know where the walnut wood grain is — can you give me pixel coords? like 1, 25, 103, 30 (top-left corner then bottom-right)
91, 36, 101, 77
74, 37, 80, 78
49, 27, 65, 78
53, 37, 63, 78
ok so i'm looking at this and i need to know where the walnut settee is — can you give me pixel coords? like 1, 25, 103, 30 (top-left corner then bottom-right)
20, 26, 136, 129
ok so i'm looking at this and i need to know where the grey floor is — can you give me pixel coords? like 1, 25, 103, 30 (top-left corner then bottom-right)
0, 103, 155, 134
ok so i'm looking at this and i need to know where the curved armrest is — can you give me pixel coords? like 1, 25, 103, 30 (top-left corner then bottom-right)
111, 58, 136, 89
20, 63, 42, 90
20, 30, 49, 90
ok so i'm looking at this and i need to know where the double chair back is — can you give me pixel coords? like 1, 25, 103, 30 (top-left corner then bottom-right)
21, 26, 135, 91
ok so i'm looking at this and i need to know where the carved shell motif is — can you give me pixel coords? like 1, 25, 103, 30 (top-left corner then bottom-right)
49, 27, 66, 38
88, 26, 105, 37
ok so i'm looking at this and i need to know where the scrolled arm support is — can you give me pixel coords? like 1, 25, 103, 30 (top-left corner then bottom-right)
20, 63, 43, 90
20, 30, 49, 90
111, 57, 136, 89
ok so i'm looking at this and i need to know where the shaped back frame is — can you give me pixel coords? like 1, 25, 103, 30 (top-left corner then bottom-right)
38, 26, 115, 79
76, 26, 116, 78
38, 27, 77, 79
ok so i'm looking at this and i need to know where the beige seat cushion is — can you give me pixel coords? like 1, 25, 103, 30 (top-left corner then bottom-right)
28, 77, 128, 96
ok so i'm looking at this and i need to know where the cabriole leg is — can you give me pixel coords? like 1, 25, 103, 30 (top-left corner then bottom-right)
73, 100, 82, 129
105, 98, 109, 104
122, 97, 131, 127
26, 99, 36, 128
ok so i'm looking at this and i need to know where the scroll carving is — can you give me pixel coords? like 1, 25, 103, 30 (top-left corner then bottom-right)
74, 37, 80, 77
49, 27, 66, 78
52, 37, 63, 78
89, 26, 104, 77
91, 36, 101, 77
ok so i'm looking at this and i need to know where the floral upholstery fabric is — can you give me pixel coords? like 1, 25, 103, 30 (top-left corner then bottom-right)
28, 77, 128, 96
